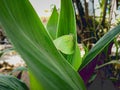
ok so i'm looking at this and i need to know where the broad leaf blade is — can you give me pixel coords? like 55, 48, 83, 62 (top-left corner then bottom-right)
0, 74, 29, 90
46, 6, 58, 40
0, 0, 86, 90
53, 34, 74, 54
29, 71, 44, 90
57, 0, 82, 71
80, 25, 120, 70
72, 45, 82, 70
57, 0, 76, 37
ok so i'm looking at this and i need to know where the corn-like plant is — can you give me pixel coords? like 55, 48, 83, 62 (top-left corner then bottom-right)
0, 0, 120, 90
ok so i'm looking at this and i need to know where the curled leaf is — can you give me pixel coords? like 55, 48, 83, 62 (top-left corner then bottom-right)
54, 34, 75, 54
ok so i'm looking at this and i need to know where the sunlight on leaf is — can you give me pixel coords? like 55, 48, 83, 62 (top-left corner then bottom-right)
54, 34, 75, 54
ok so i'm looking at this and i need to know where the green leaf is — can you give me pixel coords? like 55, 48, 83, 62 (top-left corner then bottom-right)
57, 0, 82, 71
29, 71, 44, 90
96, 60, 120, 69
0, 74, 29, 90
53, 34, 75, 54
0, 48, 13, 57
57, 0, 76, 37
46, 6, 58, 40
80, 25, 120, 70
0, 0, 86, 90
10, 67, 28, 75
0, 51, 3, 57
72, 45, 82, 70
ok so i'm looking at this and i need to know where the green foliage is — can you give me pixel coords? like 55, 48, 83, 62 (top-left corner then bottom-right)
0, 74, 29, 90
53, 34, 75, 54
0, 48, 13, 57
0, 0, 120, 90
96, 60, 120, 69
46, 6, 58, 40
29, 71, 44, 90
10, 67, 28, 75
0, 0, 85, 90
57, 0, 82, 71
80, 25, 120, 70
